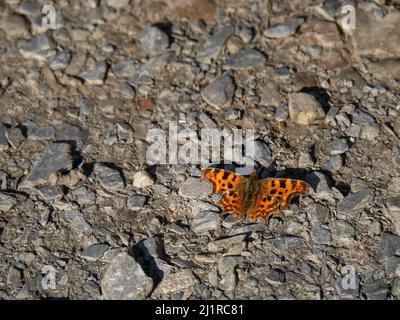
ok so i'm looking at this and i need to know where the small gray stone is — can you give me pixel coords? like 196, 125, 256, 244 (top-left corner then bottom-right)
288, 92, 325, 125
306, 172, 334, 202
0, 125, 9, 151
156, 269, 197, 294
363, 279, 388, 300
5, 127, 25, 149
197, 25, 235, 61
337, 188, 374, 215
18, 34, 54, 61
106, 0, 130, 8
266, 268, 285, 284
7, 267, 21, 287
201, 74, 235, 108
229, 223, 268, 236
323, 155, 343, 172
199, 113, 217, 128
225, 48, 266, 69
79, 62, 107, 85
112, 59, 139, 78
352, 111, 375, 125
275, 104, 289, 122
59, 210, 92, 235
345, 125, 361, 138
360, 125, 380, 140
139, 26, 169, 56
264, 17, 304, 38
29, 127, 55, 141
392, 278, 400, 297
35, 186, 63, 201
50, 52, 71, 70
127, 195, 147, 210
311, 225, 331, 245
81, 244, 109, 260
298, 151, 314, 168
191, 210, 220, 234
0, 193, 17, 211
208, 234, 246, 252
132, 171, 154, 188
101, 252, 153, 300
21, 143, 73, 189
0, 170, 7, 190
375, 232, 400, 275
329, 219, 355, 240
179, 177, 212, 199
68, 186, 96, 206
330, 139, 349, 155
307, 203, 330, 225
94, 164, 125, 191
268, 236, 304, 250
17, 1, 41, 15
253, 141, 272, 167
116, 122, 134, 143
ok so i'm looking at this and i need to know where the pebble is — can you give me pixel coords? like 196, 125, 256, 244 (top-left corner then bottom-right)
345, 125, 361, 138
132, 171, 154, 188
307, 203, 330, 225
190, 210, 220, 234
59, 210, 93, 235
264, 17, 304, 38
127, 195, 147, 210
50, 52, 71, 70
201, 74, 235, 108
139, 26, 169, 56
311, 225, 331, 245
336, 188, 374, 216
375, 232, 400, 275
275, 104, 289, 122
363, 279, 388, 300
197, 25, 234, 61
68, 186, 96, 206
21, 143, 73, 189
156, 269, 197, 294
18, 34, 54, 61
106, 0, 130, 8
101, 252, 153, 300
0, 125, 9, 151
268, 236, 304, 250
178, 177, 212, 199
81, 244, 109, 261
5, 127, 25, 149
306, 172, 334, 203
323, 155, 343, 172
225, 48, 266, 69
229, 223, 268, 236
288, 92, 325, 125
329, 219, 355, 240
94, 164, 125, 191
298, 151, 314, 168
29, 127, 55, 141
79, 62, 107, 85
360, 125, 380, 140
0, 193, 17, 211
0, 170, 7, 190
330, 139, 349, 155
266, 268, 286, 284
208, 234, 246, 252
35, 186, 63, 201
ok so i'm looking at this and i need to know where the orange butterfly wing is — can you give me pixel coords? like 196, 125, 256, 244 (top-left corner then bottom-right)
247, 178, 310, 222
201, 168, 247, 218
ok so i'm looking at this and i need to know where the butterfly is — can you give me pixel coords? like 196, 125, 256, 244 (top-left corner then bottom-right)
201, 168, 310, 223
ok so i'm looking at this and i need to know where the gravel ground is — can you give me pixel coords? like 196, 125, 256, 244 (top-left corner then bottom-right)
1, 0, 400, 300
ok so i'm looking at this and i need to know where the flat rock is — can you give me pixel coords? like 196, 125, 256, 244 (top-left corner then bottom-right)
264, 17, 304, 38
79, 62, 107, 85
18, 34, 54, 61
179, 177, 212, 199
288, 92, 325, 125
375, 232, 400, 275
190, 210, 220, 234
337, 188, 374, 215
363, 279, 388, 300
0, 193, 17, 211
139, 26, 169, 56
330, 138, 349, 155
94, 164, 125, 191
225, 48, 266, 69
208, 234, 246, 252
329, 219, 355, 240
101, 252, 153, 300
311, 225, 331, 245
132, 171, 154, 188
21, 143, 73, 189
81, 244, 109, 261
0, 125, 9, 151
59, 210, 92, 235
201, 74, 235, 108
156, 269, 197, 294
127, 194, 147, 210
197, 25, 234, 61
29, 127, 55, 141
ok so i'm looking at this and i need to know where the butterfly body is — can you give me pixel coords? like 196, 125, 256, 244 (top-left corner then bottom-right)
201, 168, 310, 223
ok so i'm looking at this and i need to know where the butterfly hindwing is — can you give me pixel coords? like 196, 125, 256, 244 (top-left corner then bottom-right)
261, 178, 310, 208
201, 168, 246, 194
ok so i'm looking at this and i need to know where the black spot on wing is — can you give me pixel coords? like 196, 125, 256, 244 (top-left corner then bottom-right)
222, 171, 230, 180
280, 180, 286, 188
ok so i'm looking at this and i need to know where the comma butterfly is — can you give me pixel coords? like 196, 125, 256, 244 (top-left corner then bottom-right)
201, 168, 310, 223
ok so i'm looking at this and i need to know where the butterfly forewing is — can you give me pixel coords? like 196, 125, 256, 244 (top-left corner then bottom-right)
218, 190, 245, 219
201, 168, 246, 194
247, 192, 280, 222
